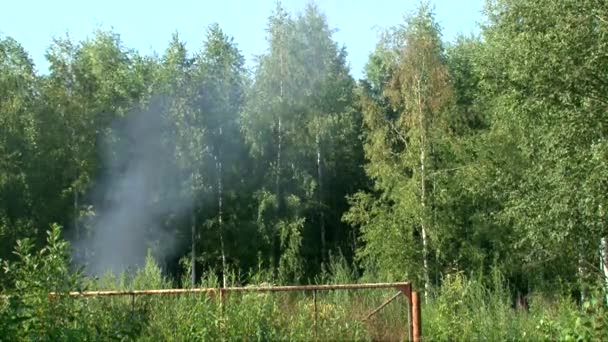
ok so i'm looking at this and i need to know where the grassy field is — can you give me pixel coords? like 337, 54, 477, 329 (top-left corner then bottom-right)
15, 278, 605, 341
3, 247, 608, 341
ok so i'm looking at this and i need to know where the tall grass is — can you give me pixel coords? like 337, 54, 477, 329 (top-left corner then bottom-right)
3, 233, 608, 341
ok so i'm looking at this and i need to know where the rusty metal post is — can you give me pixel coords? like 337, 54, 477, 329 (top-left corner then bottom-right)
412, 291, 421, 342
397, 284, 413, 341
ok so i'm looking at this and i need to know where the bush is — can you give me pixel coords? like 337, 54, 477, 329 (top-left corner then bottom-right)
0, 224, 91, 341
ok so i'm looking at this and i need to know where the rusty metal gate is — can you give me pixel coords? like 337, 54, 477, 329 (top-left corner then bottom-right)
50, 282, 422, 341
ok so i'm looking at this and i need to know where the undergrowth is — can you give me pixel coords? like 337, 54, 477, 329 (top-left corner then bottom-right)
2, 226, 608, 341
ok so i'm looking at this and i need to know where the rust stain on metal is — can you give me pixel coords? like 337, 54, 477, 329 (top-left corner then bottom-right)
412, 291, 421, 342
395, 283, 414, 342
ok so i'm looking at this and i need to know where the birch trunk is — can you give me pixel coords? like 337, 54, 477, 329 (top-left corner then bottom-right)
74, 190, 80, 261
217, 127, 226, 289
191, 209, 196, 287
601, 237, 608, 303
273, 32, 285, 274
74, 190, 79, 240
578, 251, 585, 302
601, 205, 608, 303
276, 23, 284, 205
316, 131, 326, 261
420, 141, 430, 301
416, 77, 430, 301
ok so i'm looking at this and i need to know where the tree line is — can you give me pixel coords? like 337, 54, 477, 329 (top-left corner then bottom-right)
1, 0, 607, 299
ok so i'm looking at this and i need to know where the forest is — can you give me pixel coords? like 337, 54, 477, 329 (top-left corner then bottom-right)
1, 0, 608, 340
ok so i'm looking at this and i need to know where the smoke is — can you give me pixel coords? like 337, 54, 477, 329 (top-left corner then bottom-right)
76, 98, 194, 276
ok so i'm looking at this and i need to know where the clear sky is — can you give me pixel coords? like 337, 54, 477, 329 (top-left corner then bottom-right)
0, 0, 483, 79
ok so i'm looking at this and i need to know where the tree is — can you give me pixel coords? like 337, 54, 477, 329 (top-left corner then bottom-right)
242, 2, 363, 281
191, 23, 248, 287
241, 3, 305, 281
151, 32, 202, 284
294, 4, 361, 266
39, 29, 150, 273
480, 0, 608, 293
0, 35, 39, 264
346, 3, 453, 297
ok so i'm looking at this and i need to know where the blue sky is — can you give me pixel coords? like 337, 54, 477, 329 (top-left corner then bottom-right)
0, 0, 483, 78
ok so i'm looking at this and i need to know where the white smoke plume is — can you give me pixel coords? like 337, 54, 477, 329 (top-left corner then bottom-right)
76, 98, 195, 276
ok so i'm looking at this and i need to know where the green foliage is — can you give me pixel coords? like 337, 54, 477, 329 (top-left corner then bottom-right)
422, 272, 608, 341
0, 232, 371, 340
241, 2, 363, 278
0, 34, 39, 266
424, 270, 520, 341
462, 0, 608, 289
531, 288, 608, 341
0, 224, 87, 341
348, 2, 459, 290
3, 226, 608, 341
2, 0, 608, 339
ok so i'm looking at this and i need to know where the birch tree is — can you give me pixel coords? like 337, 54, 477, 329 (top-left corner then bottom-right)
192, 24, 247, 287
241, 3, 305, 281
346, 4, 452, 296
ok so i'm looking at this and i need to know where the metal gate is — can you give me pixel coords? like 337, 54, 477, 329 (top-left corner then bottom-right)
50, 282, 422, 341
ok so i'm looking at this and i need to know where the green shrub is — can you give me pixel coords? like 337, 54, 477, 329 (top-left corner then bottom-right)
1, 224, 92, 341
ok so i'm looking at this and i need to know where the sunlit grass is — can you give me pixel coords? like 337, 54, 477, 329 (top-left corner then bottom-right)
4, 249, 607, 341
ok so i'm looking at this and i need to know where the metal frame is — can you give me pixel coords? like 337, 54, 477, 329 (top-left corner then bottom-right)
49, 282, 421, 341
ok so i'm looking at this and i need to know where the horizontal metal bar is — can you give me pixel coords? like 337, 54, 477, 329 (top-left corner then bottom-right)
49, 282, 411, 298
